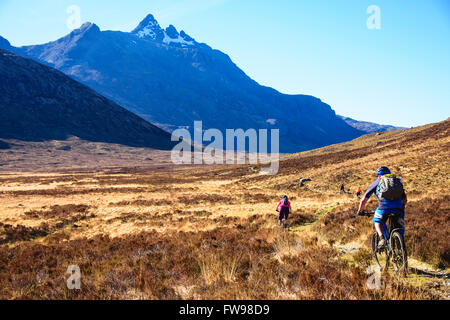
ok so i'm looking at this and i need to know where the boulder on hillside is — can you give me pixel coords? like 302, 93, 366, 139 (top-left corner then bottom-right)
299, 178, 312, 186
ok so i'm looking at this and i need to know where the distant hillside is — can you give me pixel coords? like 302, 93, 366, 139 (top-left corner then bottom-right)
338, 115, 405, 133
0, 36, 11, 51
1, 15, 363, 153
0, 140, 10, 150
0, 49, 176, 150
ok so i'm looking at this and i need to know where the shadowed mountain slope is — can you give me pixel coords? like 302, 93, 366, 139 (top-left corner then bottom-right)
0, 48, 176, 150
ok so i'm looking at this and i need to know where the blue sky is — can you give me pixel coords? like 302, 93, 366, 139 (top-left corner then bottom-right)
0, 0, 449, 127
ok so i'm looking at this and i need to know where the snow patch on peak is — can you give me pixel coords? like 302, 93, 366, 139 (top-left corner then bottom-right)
180, 31, 194, 42
162, 31, 194, 46
162, 26, 195, 47
137, 23, 158, 39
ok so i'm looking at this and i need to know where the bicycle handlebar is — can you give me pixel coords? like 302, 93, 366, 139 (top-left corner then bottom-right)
357, 211, 375, 217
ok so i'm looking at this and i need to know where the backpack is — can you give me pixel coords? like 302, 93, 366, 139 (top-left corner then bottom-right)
377, 174, 404, 201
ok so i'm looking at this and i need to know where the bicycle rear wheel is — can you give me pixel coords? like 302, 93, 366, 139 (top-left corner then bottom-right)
390, 231, 408, 273
372, 232, 389, 271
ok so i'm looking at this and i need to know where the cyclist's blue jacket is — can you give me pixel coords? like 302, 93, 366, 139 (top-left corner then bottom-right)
363, 178, 406, 210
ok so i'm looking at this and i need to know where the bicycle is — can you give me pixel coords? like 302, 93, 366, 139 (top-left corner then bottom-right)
358, 211, 408, 274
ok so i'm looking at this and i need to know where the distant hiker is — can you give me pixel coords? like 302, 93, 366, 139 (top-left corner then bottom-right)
357, 166, 407, 248
340, 183, 345, 194
276, 195, 292, 227
355, 188, 363, 199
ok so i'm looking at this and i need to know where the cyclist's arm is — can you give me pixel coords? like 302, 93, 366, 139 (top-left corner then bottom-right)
276, 202, 281, 211
359, 180, 378, 212
358, 197, 369, 212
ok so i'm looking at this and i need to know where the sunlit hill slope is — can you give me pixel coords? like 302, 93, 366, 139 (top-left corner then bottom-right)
0, 119, 448, 299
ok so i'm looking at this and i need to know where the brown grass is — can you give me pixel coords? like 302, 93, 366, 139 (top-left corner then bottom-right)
0, 223, 433, 300
406, 196, 450, 268
0, 119, 448, 299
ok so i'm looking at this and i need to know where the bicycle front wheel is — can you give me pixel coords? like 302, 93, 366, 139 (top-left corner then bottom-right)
372, 232, 389, 271
390, 231, 408, 273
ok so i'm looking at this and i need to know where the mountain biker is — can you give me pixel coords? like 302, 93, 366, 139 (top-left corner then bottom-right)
357, 166, 407, 247
355, 188, 363, 199
340, 183, 345, 194
276, 195, 291, 226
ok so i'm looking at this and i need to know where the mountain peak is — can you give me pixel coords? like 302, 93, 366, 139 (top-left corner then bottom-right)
70, 22, 101, 38
132, 14, 164, 40
81, 22, 99, 31
0, 35, 11, 50
165, 25, 179, 39
140, 13, 158, 26
132, 14, 195, 47
179, 31, 194, 42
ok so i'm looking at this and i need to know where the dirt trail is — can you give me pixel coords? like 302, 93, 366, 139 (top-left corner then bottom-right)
287, 205, 449, 299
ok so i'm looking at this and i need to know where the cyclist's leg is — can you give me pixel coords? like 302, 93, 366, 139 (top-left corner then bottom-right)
373, 209, 386, 238
281, 210, 288, 222
393, 210, 405, 236
278, 208, 286, 224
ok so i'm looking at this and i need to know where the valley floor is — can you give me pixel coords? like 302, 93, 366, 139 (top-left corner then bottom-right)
0, 120, 448, 299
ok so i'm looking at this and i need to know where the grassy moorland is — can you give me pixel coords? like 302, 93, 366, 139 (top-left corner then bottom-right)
0, 119, 448, 299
